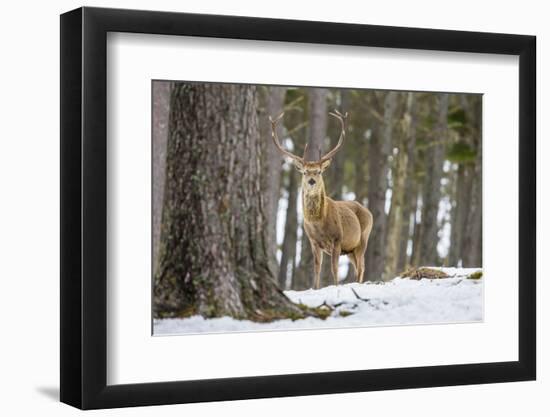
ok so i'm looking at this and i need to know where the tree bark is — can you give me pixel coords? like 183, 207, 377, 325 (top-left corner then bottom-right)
385, 93, 416, 278
397, 94, 419, 272
397, 180, 418, 272
152, 81, 171, 276
449, 163, 474, 266
153, 83, 302, 321
325, 89, 349, 201
418, 93, 449, 266
411, 186, 423, 267
352, 131, 368, 206
365, 91, 398, 281
259, 86, 287, 278
462, 96, 483, 267
447, 95, 474, 266
303, 88, 328, 162
342, 94, 366, 282
295, 88, 328, 287
462, 156, 482, 267
278, 169, 299, 289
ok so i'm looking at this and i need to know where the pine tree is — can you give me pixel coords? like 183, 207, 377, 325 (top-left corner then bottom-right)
154, 83, 302, 320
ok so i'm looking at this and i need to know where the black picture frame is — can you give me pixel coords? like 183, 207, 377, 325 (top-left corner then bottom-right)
60, 6, 536, 410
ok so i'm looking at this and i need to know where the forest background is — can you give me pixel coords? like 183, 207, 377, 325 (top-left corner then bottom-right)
152, 81, 482, 319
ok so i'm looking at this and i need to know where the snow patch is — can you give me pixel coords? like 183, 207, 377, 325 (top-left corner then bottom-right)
154, 267, 483, 336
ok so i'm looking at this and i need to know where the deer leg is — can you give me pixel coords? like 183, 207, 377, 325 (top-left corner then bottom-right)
350, 248, 363, 283
357, 252, 365, 283
331, 243, 341, 286
312, 242, 323, 289
348, 254, 358, 278
357, 232, 369, 283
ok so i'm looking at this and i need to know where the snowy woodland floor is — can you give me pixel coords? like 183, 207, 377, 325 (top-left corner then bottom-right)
153, 267, 483, 335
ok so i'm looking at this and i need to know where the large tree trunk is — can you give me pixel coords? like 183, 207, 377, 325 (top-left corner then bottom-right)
152, 81, 171, 276
418, 93, 449, 266
385, 93, 416, 278
295, 88, 328, 288
259, 86, 287, 278
365, 91, 398, 281
278, 169, 299, 289
153, 83, 302, 321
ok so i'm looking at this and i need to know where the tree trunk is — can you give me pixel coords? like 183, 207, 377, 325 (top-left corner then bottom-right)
385, 93, 416, 278
303, 88, 328, 162
462, 155, 482, 267
259, 86, 287, 278
397, 94, 419, 272
410, 181, 425, 267
278, 169, 298, 289
343, 96, 372, 282
295, 88, 328, 287
353, 129, 368, 206
462, 96, 483, 267
152, 81, 171, 276
448, 95, 475, 266
153, 83, 302, 321
397, 180, 418, 272
418, 93, 449, 266
365, 91, 398, 281
325, 89, 349, 200
449, 163, 474, 266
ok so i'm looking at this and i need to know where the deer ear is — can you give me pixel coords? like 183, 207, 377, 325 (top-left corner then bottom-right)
320, 159, 331, 171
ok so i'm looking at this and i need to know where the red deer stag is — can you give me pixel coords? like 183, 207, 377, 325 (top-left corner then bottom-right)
270, 110, 373, 289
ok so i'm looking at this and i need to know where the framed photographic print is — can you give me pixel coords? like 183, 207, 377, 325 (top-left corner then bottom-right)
60, 6, 536, 410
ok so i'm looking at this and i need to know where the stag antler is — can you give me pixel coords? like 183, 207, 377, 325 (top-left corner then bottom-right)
320, 110, 348, 162
270, 110, 348, 163
269, 112, 305, 164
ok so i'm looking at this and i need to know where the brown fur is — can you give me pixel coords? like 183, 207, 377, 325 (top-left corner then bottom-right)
300, 162, 373, 288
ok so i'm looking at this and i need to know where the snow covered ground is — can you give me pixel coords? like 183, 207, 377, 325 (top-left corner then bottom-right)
153, 267, 483, 336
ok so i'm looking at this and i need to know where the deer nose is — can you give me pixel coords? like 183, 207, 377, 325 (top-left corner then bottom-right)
308, 178, 316, 186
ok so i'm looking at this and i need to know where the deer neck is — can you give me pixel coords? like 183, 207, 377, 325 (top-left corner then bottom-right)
302, 184, 327, 223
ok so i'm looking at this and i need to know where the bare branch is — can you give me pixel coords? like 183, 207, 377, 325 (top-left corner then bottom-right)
283, 95, 305, 112
368, 107, 384, 123
315, 300, 334, 310
286, 121, 308, 137
350, 287, 370, 302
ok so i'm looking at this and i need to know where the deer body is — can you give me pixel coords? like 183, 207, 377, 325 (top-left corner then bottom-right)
270, 111, 373, 288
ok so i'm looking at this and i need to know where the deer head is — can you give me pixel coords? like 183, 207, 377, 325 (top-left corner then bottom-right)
269, 110, 348, 195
